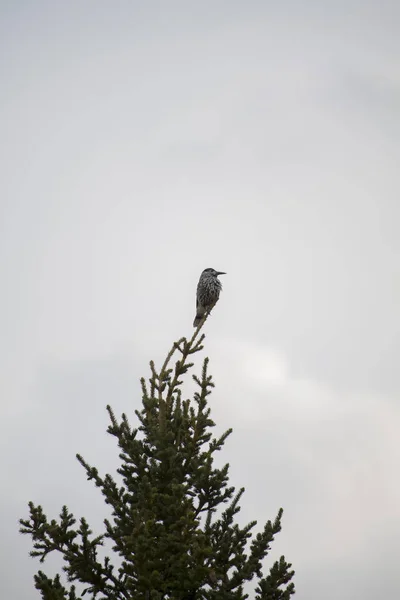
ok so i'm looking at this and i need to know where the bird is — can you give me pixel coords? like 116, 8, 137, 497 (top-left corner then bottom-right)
193, 268, 226, 327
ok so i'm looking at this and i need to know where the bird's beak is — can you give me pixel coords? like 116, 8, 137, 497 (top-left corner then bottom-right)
216, 271, 226, 275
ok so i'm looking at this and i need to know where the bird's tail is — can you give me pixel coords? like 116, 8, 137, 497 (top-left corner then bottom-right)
193, 314, 203, 327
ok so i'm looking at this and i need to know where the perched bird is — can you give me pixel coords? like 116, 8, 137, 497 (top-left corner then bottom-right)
193, 268, 226, 327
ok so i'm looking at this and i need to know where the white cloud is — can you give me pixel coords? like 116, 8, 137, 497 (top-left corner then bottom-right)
209, 336, 400, 573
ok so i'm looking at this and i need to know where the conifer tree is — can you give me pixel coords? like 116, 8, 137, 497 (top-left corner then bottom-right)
20, 323, 295, 600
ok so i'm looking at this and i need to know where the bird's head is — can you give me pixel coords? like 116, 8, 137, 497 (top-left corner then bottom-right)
203, 268, 226, 278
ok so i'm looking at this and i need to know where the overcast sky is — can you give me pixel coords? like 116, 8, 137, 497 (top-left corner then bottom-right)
1, 1, 399, 599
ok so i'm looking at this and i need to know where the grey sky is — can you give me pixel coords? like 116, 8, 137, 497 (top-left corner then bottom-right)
1, 1, 399, 599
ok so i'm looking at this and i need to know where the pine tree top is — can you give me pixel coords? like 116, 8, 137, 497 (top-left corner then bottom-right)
20, 319, 295, 600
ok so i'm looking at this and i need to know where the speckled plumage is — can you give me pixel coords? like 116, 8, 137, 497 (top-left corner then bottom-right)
193, 268, 226, 327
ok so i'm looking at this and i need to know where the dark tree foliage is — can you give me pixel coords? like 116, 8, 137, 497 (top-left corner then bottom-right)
20, 323, 295, 600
